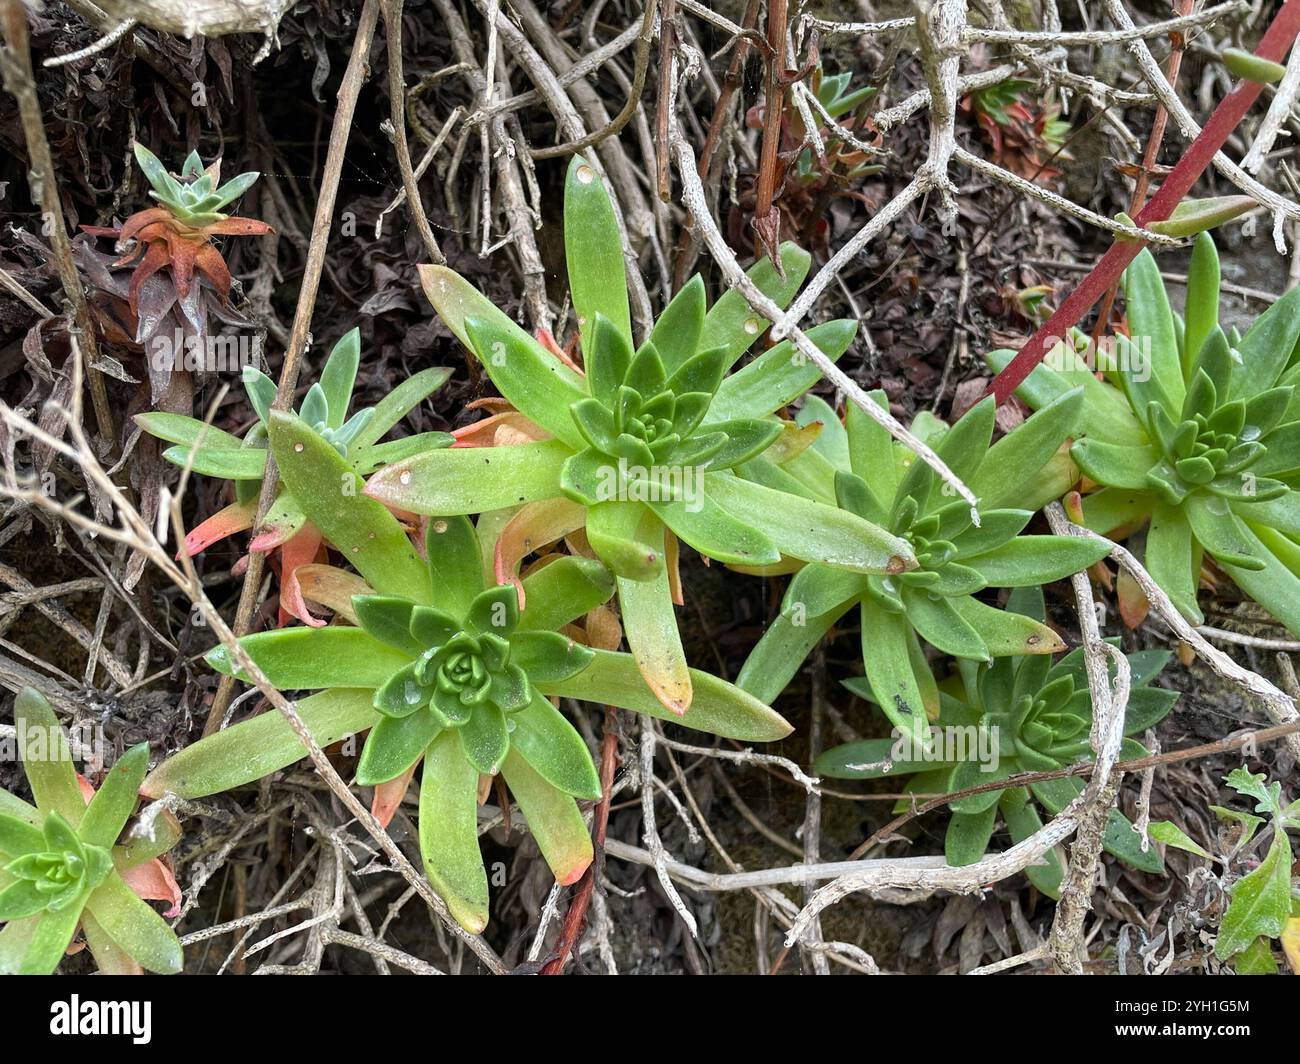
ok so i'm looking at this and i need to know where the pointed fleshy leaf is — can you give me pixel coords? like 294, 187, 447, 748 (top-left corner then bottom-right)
985, 345, 1148, 447
701, 243, 811, 367
1231, 284, 1300, 400
696, 418, 782, 470
467, 584, 519, 637
205, 627, 410, 689
509, 631, 595, 682
517, 556, 616, 632
948, 596, 1065, 656
707, 473, 915, 574
1183, 232, 1221, 371
708, 320, 856, 422
161, 444, 266, 480
963, 535, 1112, 586
268, 412, 429, 600
459, 704, 509, 775
135, 411, 246, 451
1122, 687, 1179, 735
585, 500, 663, 581
418, 265, 586, 445
509, 694, 601, 799
858, 604, 931, 748
299, 383, 329, 430
1071, 437, 1158, 490
617, 542, 692, 714
1148, 196, 1258, 239
0, 881, 49, 922
1122, 250, 1184, 413
1221, 524, 1300, 639
373, 661, 431, 719
565, 154, 632, 353
420, 730, 490, 933
351, 595, 423, 656
585, 313, 634, 402
813, 737, 951, 780
318, 329, 361, 429
735, 598, 845, 706
425, 514, 486, 617
1078, 486, 1151, 536
651, 492, 780, 567
14, 688, 83, 825
1185, 494, 1267, 571
649, 275, 706, 373
1145, 501, 1203, 623
180, 498, 258, 558
84, 873, 183, 974
17, 904, 84, 975
845, 390, 898, 507
946, 805, 997, 867
542, 649, 791, 740
141, 688, 379, 800
0, 813, 44, 857
501, 748, 593, 886
901, 588, 988, 660
967, 388, 1083, 509
1002, 794, 1063, 897
77, 744, 149, 850
241, 366, 277, 426
366, 439, 571, 516
1103, 808, 1165, 873
354, 367, 453, 448
1223, 46, 1287, 83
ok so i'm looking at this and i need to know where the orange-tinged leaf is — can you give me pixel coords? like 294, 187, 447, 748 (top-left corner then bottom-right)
205, 217, 274, 236
276, 524, 326, 627
494, 497, 587, 594
666, 530, 683, 606
193, 241, 232, 300
117, 207, 175, 244
291, 563, 372, 624
583, 604, 623, 651
371, 763, 418, 829
120, 860, 182, 918
180, 498, 257, 558
450, 410, 549, 448
1116, 566, 1150, 628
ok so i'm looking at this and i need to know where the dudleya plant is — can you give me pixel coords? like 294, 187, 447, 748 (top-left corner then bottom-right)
83, 144, 273, 318
736, 387, 1110, 745
988, 235, 1300, 636
141, 410, 790, 933
135, 329, 451, 624
1, 689, 183, 975
134, 145, 261, 228
365, 154, 916, 716
814, 590, 1176, 895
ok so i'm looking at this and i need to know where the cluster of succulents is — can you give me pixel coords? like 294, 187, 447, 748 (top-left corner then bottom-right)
28, 141, 1300, 976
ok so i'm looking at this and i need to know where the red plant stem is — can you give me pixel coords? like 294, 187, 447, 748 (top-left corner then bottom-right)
540, 707, 619, 975
753, 0, 788, 239
989, 0, 1300, 405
